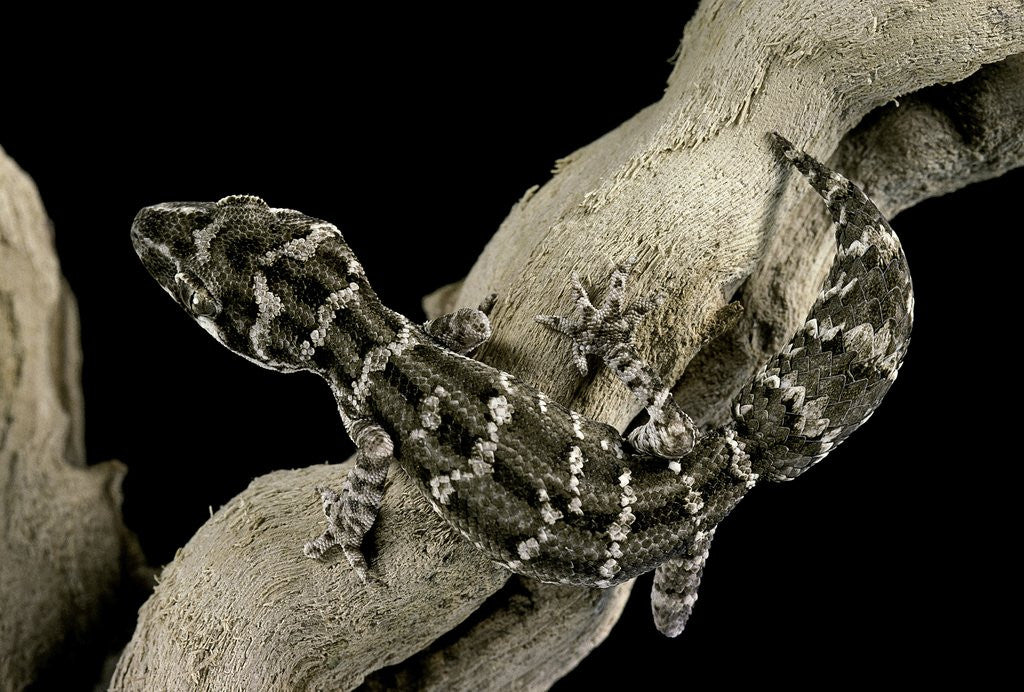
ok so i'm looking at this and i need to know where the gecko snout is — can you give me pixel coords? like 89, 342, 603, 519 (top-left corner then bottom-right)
131, 202, 216, 299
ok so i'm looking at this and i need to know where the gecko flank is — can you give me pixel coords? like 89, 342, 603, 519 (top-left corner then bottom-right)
131, 133, 912, 637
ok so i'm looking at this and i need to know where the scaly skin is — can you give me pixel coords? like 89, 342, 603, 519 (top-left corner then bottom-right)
131, 133, 912, 635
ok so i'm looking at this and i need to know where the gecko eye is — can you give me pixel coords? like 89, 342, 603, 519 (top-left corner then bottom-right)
174, 273, 220, 318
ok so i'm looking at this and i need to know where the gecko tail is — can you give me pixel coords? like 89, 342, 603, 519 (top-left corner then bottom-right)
731, 133, 914, 481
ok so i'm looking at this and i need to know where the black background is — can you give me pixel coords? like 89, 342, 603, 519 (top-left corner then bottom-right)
2, 7, 1011, 688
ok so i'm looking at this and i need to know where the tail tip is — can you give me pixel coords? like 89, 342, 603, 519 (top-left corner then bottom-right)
768, 131, 798, 159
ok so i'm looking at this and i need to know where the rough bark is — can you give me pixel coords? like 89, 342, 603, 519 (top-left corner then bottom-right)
113, 466, 509, 691
94, 1, 1023, 689
0, 148, 147, 689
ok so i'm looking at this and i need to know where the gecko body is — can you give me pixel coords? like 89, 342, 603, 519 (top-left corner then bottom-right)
132, 134, 912, 636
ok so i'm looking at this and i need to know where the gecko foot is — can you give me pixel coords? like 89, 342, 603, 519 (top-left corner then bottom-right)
303, 486, 383, 586
535, 258, 663, 377
536, 258, 696, 459
304, 422, 392, 585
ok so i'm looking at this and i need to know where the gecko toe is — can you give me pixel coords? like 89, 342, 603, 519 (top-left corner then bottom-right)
536, 260, 656, 369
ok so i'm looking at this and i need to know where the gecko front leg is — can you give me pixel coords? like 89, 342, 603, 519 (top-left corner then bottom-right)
307, 296, 500, 577
303, 420, 393, 584
536, 259, 697, 459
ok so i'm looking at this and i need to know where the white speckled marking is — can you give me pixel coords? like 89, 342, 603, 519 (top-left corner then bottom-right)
152, 202, 205, 213
429, 474, 455, 504
567, 445, 585, 515
134, 234, 176, 265
469, 439, 498, 475
537, 488, 564, 525
250, 271, 283, 359
261, 225, 337, 266
821, 274, 858, 302
488, 395, 514, 425
193, 220, 222, 264
571, 411, 585, 439
598, 466, 637, 582
311, 283, 360, 347
420, 395, 441, 430
681, 474, 704, 514
537, 393, 549, 413
517, 537, 540, 560
792, 397, 829, 437
724, 429, 758, 489
350, 324, 415, 406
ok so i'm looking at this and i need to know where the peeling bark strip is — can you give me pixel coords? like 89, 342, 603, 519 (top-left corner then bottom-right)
108, 3, 1024, 690
0, 148, 146, 690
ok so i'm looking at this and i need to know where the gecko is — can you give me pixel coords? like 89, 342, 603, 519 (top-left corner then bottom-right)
131, 133, 913, 637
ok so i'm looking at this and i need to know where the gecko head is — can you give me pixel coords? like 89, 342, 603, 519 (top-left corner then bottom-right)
131, 194, 368, 373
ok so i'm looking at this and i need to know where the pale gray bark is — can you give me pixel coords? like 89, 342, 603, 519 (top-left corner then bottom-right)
0, 149, 147, 690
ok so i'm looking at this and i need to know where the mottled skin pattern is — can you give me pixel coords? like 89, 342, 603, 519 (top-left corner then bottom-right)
131, 134, 912, 637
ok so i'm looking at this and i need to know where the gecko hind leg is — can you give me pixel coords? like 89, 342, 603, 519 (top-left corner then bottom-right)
536, 259, 696, 459
651, 527, 716, 636
303, 421, 392, 585
422, 293, 497, 355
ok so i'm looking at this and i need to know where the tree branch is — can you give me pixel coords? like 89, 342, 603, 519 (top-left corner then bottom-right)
0, 148, 147, 689
108, 2, 1022, 689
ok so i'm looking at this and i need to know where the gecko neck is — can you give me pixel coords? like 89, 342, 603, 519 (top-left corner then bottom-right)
311, 285, 423, 420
